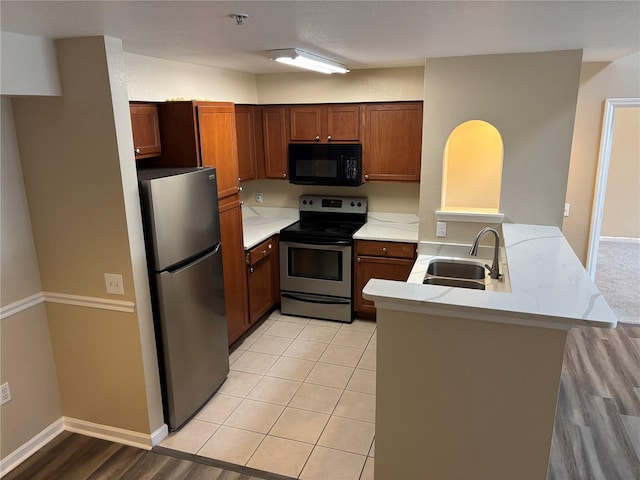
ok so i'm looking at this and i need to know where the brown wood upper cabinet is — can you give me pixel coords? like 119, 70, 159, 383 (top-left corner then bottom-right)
235, 105, 258, 182
157, 101, 241, 199
262, 106, 289, 179
130, 103, 161, 159
362, 102, 423, 182
290, 104, 360, 142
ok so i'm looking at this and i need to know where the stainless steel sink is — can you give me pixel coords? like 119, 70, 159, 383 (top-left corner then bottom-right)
423, 258, 488, 290
423, 277, 485, 290
426, 260, 486, 280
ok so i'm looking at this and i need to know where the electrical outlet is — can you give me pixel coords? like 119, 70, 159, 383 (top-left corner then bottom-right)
0, 382, 11, 406
255, 193, 264, 204
436, 221, 447, 237
104, 273, 124, 295
564, 203, 571, 217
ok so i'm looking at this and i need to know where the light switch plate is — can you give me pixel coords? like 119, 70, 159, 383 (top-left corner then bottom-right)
564, 203, 571, 217
105, 273, 124, 295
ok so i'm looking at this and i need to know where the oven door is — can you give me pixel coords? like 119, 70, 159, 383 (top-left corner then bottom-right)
279, 240, 352, 299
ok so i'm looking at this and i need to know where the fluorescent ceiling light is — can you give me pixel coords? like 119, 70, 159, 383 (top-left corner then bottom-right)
269, 48, 349, 74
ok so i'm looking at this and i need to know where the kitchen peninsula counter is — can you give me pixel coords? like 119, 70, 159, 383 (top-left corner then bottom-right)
364, 223, 617, 480
365, 223, 617, 329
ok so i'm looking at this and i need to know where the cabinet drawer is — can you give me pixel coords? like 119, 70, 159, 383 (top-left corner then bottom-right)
247, 238, 274, 265
355, 240, 416, 259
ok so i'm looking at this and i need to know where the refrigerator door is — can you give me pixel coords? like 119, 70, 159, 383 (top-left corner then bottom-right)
155, 244, 229, 430
139, 168, 221, 271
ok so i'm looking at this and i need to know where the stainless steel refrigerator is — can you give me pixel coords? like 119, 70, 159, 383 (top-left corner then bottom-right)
138, 167, 229, 431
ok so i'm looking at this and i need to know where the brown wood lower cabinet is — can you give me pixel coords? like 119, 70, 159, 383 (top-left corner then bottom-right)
354, 240, 417, 316
219, 197, 248, 345
246, 236, 278, 324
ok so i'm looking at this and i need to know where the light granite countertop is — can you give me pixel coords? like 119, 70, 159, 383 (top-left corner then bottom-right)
363, 223, 618, 330
242, 207, 298, 249
353, 212, 419, 243
242, 209, 418, 250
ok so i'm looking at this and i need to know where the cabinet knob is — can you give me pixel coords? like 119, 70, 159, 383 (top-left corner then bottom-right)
364, 174, 369, 181
238, 186, 243, 192
261, 250, 267, 255
282, 173, 287, 178
134, 148, 141, 154
382, 247, 388, 253
240, 200, 245, 206
357, 257, 361, 263
249, 266, 254, 273
315, 135, 320, 142
327, 135, 332, 141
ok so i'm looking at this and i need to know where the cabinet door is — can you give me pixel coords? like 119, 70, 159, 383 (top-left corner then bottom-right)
247, 238, 276, 324
290, 106, 322, 141
130, 104, 162, 159
235, 105, 257, 182
219, 198, 249, 345
326, 104, 360, 141
262, 107, 288, 179
354, 255, 415, 315
198, 104, 240, 200
363, 103, 423, 182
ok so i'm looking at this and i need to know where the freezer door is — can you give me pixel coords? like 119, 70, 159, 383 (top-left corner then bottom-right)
155, 245, 229, 430
141, 168, 221, 271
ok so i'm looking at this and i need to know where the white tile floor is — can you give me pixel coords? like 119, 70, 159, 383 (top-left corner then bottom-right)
159, 310, 377, 480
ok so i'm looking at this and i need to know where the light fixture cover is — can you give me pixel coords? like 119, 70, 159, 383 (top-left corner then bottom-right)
269, 48, 349, 74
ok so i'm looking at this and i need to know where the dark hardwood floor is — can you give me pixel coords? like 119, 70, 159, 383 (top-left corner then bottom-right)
4, 324, 639, 480
548, 323, 640, 480
2, 430, 289, 480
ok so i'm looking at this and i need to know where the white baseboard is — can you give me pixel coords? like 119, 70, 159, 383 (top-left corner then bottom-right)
0, 417, 169, 478
63, 417, 157, 450
0, 418, 64, 477
600, 236, 640, 244
150, 423, 169, 446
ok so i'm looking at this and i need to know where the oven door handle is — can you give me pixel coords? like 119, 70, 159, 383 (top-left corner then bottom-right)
282, 293, 351, 305
282, 238, 352, 246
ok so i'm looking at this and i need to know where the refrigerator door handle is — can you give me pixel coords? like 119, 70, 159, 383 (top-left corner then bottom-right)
166, 243, 221, 274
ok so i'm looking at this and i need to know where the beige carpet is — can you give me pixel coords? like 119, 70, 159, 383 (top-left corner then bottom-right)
594, 239, 640, 324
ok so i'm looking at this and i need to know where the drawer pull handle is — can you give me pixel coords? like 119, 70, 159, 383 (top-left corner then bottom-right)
357, 257, 361, 263
249, 267, 254, 273
382, 247, 388, 253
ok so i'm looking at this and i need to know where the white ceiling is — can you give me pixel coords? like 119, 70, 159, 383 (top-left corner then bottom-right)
2, 1, 639, 74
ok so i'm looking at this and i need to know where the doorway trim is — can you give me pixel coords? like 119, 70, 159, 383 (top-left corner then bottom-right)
586, 97, 640, 279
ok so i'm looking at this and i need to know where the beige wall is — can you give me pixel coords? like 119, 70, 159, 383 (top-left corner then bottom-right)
600, 107, 640, 238
11, 37, 161, 435
124, 52, 258, 103
240, 179, 420, 214
563, 52, 640, 262
0, 99, 62, 458
0, 32, 61, 96
256, 67, 424, 103
419, 50, 583, 244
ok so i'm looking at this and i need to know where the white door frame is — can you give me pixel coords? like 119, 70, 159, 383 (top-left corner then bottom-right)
586, 97, 640, 279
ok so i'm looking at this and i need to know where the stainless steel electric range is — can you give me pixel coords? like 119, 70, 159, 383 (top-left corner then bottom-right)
279, 195, 368, 323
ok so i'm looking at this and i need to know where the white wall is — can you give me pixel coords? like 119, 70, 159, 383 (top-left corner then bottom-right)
419, 50, 583, 244
563, 52, 640, 262
0, 32, 61, 96
256, 67, 424, 104
124, 52, 258, 103
0, 98, 62, 459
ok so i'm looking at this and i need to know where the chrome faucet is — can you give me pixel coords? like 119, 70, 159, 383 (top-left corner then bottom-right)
469, 227, 502, 279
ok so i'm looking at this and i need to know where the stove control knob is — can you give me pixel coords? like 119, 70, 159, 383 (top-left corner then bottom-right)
309, 200, 314, 205
351, 202, 355, 207
357, 202, 362, 207
302, 200, 307, 205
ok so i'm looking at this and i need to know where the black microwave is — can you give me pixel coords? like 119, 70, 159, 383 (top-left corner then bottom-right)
288, 144, 362, 186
